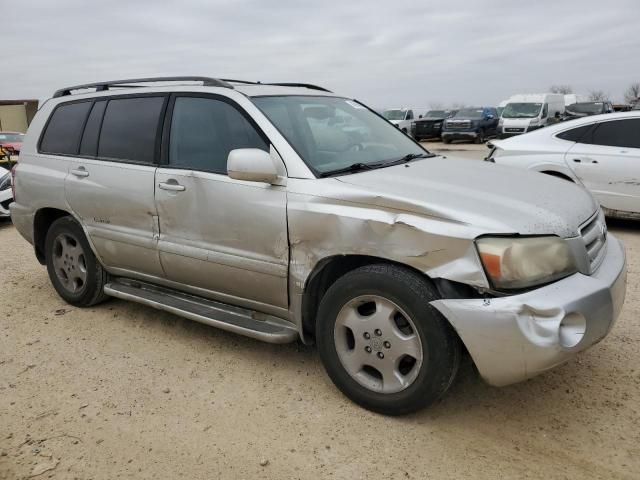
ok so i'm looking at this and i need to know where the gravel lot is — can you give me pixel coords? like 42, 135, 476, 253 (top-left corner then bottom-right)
1, 144, 639, 479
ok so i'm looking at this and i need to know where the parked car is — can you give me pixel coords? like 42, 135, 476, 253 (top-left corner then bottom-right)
410, 109, 456, 141
564, 101, 614, 120
498, 94, 565, 138
0, 131, 25, 156
441, 107, 499, 144
0, 166, 13, 218
487, 111, 640, 219
11, 76, 626, 415
382, 108, 414, 133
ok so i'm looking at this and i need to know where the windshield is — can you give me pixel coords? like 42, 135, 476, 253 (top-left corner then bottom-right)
253, 96, 426, 176
425, 110, 446, 118
454, 108, 484, 119
566, 102, 603, 115
502, 103, 542, 119
0, 133, 24, 142
382, 109, 406, 121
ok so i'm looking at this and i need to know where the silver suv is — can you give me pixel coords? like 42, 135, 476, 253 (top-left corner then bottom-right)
11, 77, 627, 415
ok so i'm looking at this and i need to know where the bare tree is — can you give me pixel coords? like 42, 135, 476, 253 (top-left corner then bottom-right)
450, 102, 467, 109
588, 90, 609, 102
429, 102, 444, 110
624, 82, 640, 104
550, 85, 573, 94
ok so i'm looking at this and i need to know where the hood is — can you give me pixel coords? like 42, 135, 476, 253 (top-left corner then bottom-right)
389, 120, 402, 125
416, 116, 446, 123
335, 156, 597, 238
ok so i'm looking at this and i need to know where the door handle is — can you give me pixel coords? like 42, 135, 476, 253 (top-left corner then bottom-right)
70, 167, 89, 178
158, 182, 186, 192
572, 159, 582, 163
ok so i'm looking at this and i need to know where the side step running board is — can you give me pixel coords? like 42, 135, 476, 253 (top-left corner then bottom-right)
104, 279, 298, 344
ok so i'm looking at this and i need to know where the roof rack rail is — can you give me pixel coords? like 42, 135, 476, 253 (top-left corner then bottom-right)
221, 79, 331, 92
52, 76, 234, 98
265, 82, 331, 92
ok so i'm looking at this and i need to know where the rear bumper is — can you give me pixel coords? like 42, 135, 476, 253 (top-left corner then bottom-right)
8, 202, 34, 243
431, 234, 627, 386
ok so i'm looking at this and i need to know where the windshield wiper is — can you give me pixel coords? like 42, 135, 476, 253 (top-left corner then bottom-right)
319, 162, 377, 178
381, 152, 433, 166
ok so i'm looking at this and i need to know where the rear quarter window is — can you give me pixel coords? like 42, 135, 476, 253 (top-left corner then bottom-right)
556, 124, 592, 142
39, 101, 93, 155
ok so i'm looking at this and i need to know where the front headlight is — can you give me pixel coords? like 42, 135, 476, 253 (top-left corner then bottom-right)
476, 236, 577, 290
434, 122, 442, 128
498, 118, 504, 127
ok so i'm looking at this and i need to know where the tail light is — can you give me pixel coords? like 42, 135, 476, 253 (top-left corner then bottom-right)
11, 163, 17, 201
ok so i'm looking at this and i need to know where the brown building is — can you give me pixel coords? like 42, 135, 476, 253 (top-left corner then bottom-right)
0, 100, 39, 132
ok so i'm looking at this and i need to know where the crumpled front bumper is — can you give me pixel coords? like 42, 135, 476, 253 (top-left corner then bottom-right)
431, 234, 627, 386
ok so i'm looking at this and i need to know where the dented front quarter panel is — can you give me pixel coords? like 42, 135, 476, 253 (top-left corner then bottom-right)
286, 176, 491, 336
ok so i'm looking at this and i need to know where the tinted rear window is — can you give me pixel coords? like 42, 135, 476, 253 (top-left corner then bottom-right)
40, 101, 92, 155
98, 97, 165, 163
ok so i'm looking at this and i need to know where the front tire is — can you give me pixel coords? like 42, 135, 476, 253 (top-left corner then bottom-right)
45, 216, 109, 307
316, 264, 460, 415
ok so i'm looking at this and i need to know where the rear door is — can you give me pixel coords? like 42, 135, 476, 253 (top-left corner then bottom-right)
154, 94, 289, 308
567, 118, 640, 214
64, 95, 167, 277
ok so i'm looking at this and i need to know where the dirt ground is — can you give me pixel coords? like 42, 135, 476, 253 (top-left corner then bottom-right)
1, 145, 639, 479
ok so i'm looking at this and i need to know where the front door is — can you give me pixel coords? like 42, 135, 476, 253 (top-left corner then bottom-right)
567, 118, 640, 214
154, 94, 289, 308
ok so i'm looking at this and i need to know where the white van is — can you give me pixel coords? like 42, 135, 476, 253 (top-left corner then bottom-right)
382, 108, 414, 133
498, 94, 565, 138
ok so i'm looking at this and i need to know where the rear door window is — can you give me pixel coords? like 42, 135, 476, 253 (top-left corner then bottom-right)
98, 96, 165, 163
40, 101, 92, 155
168, 96, 268, 174
587, 119, 640, 149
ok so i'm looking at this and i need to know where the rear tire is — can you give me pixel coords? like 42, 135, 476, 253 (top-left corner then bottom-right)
45, 216, 109, 307
316, 264, 461, 415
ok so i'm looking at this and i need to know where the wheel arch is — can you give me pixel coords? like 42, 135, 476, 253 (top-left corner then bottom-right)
33, 207, 72, 264
540, 170, 574, 182
300, 254, 476, 343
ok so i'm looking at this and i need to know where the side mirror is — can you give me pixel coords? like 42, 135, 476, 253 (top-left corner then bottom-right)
227, 148, 279, 184
419, 115, 423, 119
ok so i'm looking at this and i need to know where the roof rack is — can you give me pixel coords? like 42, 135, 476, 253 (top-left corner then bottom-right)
52, 76, 234, 98
52, 76, 332, 98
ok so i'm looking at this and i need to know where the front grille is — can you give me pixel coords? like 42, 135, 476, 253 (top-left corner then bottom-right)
415, 121, 440, 134
580, 212, 607, 271
446, 120, 471, 130
505, 127, 525, 133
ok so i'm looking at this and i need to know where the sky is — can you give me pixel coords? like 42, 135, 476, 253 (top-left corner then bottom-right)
1, 0, 638, 110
